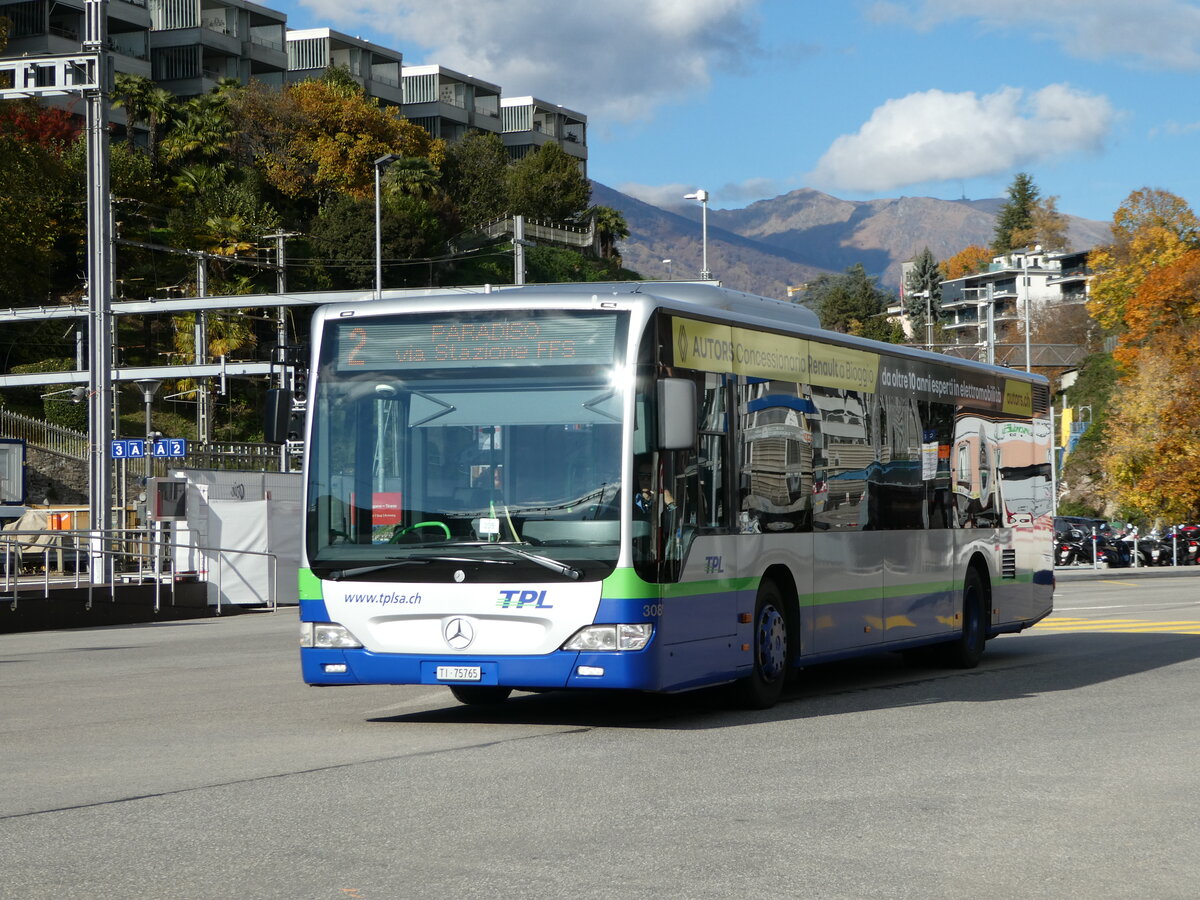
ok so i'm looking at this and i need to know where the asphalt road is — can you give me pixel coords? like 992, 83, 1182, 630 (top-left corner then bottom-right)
2, 573, 1199, 899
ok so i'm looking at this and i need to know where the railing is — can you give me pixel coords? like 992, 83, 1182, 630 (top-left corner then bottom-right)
250, 34, 284, 52
1, 527, 279, 614
0, 409, 88, 460
481, 215, 595, 249
186, 442, 293, 471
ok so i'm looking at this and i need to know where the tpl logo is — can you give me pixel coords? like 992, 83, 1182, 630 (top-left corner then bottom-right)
496, 589, 553, 609
704, 555, 724, 575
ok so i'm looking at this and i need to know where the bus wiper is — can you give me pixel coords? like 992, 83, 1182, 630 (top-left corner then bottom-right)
326, 560, 432, 580
327, 555, 514, 580
497, 544, 582, 581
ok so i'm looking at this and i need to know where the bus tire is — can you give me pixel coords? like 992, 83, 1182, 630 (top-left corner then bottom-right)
936, 567, 987, 669
449, 685, 512, 706
735, 580, 789, 709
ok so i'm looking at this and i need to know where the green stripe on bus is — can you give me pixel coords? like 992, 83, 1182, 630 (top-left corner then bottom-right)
603, 568, 968, 607
601, 567, 758, 599
299, 567, 323, 600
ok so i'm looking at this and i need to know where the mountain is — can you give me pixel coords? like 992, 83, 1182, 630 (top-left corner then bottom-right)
591, 182, 1112, 300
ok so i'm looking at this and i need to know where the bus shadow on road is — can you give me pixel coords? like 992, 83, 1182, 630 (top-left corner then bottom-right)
370, 632, 1200, 729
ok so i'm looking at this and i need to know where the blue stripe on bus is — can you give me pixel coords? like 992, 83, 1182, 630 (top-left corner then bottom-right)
299, 598, 330, 622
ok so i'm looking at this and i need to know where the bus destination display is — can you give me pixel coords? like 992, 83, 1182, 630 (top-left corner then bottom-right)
334, 313, 619, 371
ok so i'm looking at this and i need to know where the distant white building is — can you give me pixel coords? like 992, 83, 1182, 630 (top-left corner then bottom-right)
939, 248, 1092, 353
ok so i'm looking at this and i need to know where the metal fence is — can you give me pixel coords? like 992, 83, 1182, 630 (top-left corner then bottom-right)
0, 409, 88, 460
0, 410, 299, 471
0, 526, 279, 614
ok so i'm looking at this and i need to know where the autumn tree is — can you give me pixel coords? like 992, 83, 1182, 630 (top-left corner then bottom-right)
1012, 195, 1070, 252
1087, 189, 1200, 519
1087, 188, 1200, 334
0, 117, 71, 306
992, 172, 1039, 255
228, 75, 440, 206
941, 244, 992, 279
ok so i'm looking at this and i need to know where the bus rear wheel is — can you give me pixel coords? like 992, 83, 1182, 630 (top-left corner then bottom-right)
449, 685, 512, 706
735, 580, 790, 709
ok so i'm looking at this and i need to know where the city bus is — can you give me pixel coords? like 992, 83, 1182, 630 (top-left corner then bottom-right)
282, 281, 1054, 708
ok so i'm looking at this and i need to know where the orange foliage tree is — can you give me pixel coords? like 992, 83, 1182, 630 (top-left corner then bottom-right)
1092, 189, 1200, 519
941, 244, 992, 279
230, 77, 442, 203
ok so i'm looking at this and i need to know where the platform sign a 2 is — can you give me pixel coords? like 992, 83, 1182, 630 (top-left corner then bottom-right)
152, 438, 187, 458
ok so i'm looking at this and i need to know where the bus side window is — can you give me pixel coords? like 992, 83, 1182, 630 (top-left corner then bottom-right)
738, 379, 813, 533
695, 373, 730, 531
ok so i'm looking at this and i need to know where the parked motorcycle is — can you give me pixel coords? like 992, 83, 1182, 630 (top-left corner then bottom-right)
1055, 528, 1088, 566
1093, 533, 1133, 568
1158, 526, 1200, 565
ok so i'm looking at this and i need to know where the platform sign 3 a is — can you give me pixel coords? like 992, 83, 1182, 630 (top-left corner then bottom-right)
110, 439, 146, 458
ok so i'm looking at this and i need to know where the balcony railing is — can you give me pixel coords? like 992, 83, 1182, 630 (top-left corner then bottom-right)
250, 34, 283, 52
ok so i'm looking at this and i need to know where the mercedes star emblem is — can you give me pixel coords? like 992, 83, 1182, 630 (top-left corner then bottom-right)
444, 617, 475, 650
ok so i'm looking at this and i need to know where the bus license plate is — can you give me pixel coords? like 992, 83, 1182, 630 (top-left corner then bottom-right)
436, 666, 482, 682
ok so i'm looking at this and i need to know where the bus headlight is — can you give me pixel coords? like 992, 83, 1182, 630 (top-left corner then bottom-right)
300, 622, 363, 649
562, 623, 653, 652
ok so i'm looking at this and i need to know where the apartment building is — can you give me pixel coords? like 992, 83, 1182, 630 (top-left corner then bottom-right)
939, 248, 1092, 348
286, 27, 402, 108
400, 64, 500, 141
0, 0, 152, 125
148, 0, 286, 94
500, 96, 586, 175
2, 0, 588, 160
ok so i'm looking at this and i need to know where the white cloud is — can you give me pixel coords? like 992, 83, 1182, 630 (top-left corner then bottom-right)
867, 0, 1200, 69
297, 0, 761, 121
808, 85, 1115, 193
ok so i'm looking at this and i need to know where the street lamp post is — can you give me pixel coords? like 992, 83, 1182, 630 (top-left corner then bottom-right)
374, 153, 401, 297
662, 259, 673, 280
1022, 246, 1040, 373
683, 190, 710, 280
134, 379, 162, 485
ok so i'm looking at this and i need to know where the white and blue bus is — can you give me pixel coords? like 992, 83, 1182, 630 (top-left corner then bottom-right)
286, 282, 1054, 708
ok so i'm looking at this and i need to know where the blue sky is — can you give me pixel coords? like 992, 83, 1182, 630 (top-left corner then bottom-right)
275, 0, 1200, 223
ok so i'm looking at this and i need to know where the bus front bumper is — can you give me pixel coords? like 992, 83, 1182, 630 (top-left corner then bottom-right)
301, 646, 659, 691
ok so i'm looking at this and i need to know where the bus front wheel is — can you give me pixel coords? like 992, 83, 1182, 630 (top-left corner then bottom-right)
449, 685, 512, 706
938, 568, 987, 669
735, 580, 790, 709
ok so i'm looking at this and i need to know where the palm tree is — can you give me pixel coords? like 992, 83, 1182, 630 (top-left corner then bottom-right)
382, 157, 441, 201
161, 97, 234, 165
589, 205, 629, 260
143, 86, 177, 169
111, 73, 153, 151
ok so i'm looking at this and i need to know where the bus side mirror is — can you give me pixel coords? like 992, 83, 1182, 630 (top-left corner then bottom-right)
657, 378, 696, 450
265, 388, 303, 444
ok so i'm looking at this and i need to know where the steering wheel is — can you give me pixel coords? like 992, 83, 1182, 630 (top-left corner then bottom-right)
389, 521, 451, 543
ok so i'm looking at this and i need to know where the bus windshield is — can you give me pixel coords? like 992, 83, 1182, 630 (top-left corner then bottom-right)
305, 310, 627, 581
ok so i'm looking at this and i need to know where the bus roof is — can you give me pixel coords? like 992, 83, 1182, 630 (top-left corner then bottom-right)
316, 281, 1046, 386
